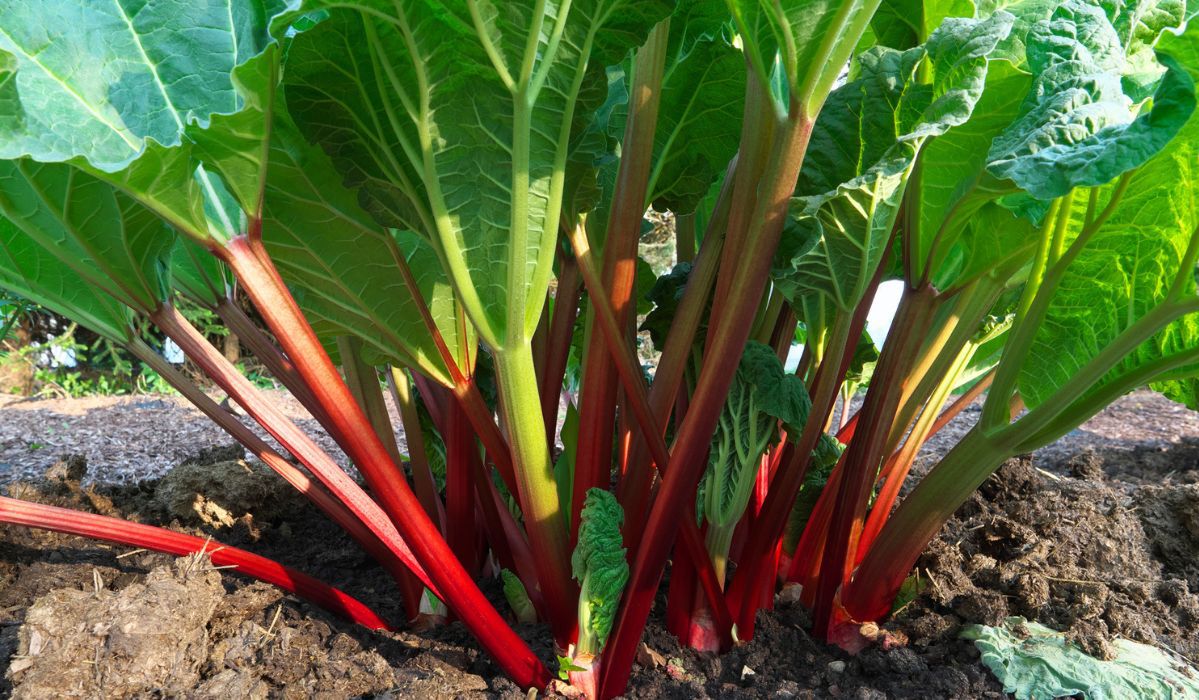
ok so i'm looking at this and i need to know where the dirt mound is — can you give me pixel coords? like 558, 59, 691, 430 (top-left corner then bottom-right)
154, 455, 306, 532
9, 555, 225, 698
911, 457, 1199, 662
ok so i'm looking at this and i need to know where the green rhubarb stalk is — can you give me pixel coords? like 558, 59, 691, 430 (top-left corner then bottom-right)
493, 343, 577, 641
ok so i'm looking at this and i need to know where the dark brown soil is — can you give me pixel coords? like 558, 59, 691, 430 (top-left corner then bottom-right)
2, 427, 1199, 697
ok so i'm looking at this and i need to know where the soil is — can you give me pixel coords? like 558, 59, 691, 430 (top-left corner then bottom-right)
1, 390, 1198, 698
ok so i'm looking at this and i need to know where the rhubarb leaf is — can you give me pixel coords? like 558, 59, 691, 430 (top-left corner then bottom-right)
640, 263, 704, 352
1106, 0, 1189, 97
501, 569, 537, 625
964, 617, 1199, 699
0, 0, 285, 168
916, 0, 1188, 284
259, 114, 473, 385
931, 200, 1040, 290
869, 0, 974, 50
571, 488, 628, 656
171, 236, 231, 309
985, 0, 1194, 199
783, 433, 843, 551
0, 1, 291, 243
282, 0, 671, 349
0, 160, 174, 312
774, 12, 1014, 310
700, 343, 810, 530
1020, 28, 1199, 409
645, 3, 744, 213
0, 212, 135, 344
910, 60, 1030, 283
842, 331, 880, 397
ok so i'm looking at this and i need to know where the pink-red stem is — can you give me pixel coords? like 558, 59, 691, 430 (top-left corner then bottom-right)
0, 496, 391, 630
216, 238, 549, 688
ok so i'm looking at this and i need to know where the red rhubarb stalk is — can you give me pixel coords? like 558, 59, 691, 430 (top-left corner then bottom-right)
618, 161, 734, 534
446, 395, 481, 571
0, 496, 391, 631
152, 305, 441, 594
129, 340, 418, 596
600, 103, 816, 698
725, 270, 879, 636
571, 20, 669, 536
388, 368, 448, 533
811, 285, 938, 637
214, 297, 331, 431
566, 216, 734, 650
856, 367, 994, 559
173, 242, 551, 689
540, 252, 582, 443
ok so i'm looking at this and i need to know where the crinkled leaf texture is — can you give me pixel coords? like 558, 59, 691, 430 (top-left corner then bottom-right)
699, 342, 810, 529
773, 11, 1015, 310
985, 0, 1193, 199
964, 617, 1199, 699
782, 432, 844, 551
281, 0, 671, 348
1020, 26, 1199, 409
571, 488, 628, 652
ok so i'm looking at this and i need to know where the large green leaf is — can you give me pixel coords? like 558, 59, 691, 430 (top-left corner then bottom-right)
188, 46, 281, 220
910, 59, 1030, 283
868, 0, 974, 49
0, 0, 286, 168
281, 0, 671, 349
774, 12, 1014, 310
1105, 0, 1188, 96
985, 0, 1194, 199
1019, 27, 1199, 408
0, 159, 174, 312
261, 114, 473, 386
0, 212, 134, 343
563, 65, 626, 225
644, 2, 744, 214
0, 1, 292, 245
930, 200, 1039, 290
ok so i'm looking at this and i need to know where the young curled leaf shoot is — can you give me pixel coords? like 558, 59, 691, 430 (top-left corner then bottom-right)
502, 569, 537, 626
699, 342, 810, 584
571, 488, 629, 665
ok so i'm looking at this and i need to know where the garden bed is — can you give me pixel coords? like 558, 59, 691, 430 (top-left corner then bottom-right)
1, 390, 1197, 697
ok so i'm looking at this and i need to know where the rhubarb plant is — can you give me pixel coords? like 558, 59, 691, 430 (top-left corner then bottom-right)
0, 1, 1196, 698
